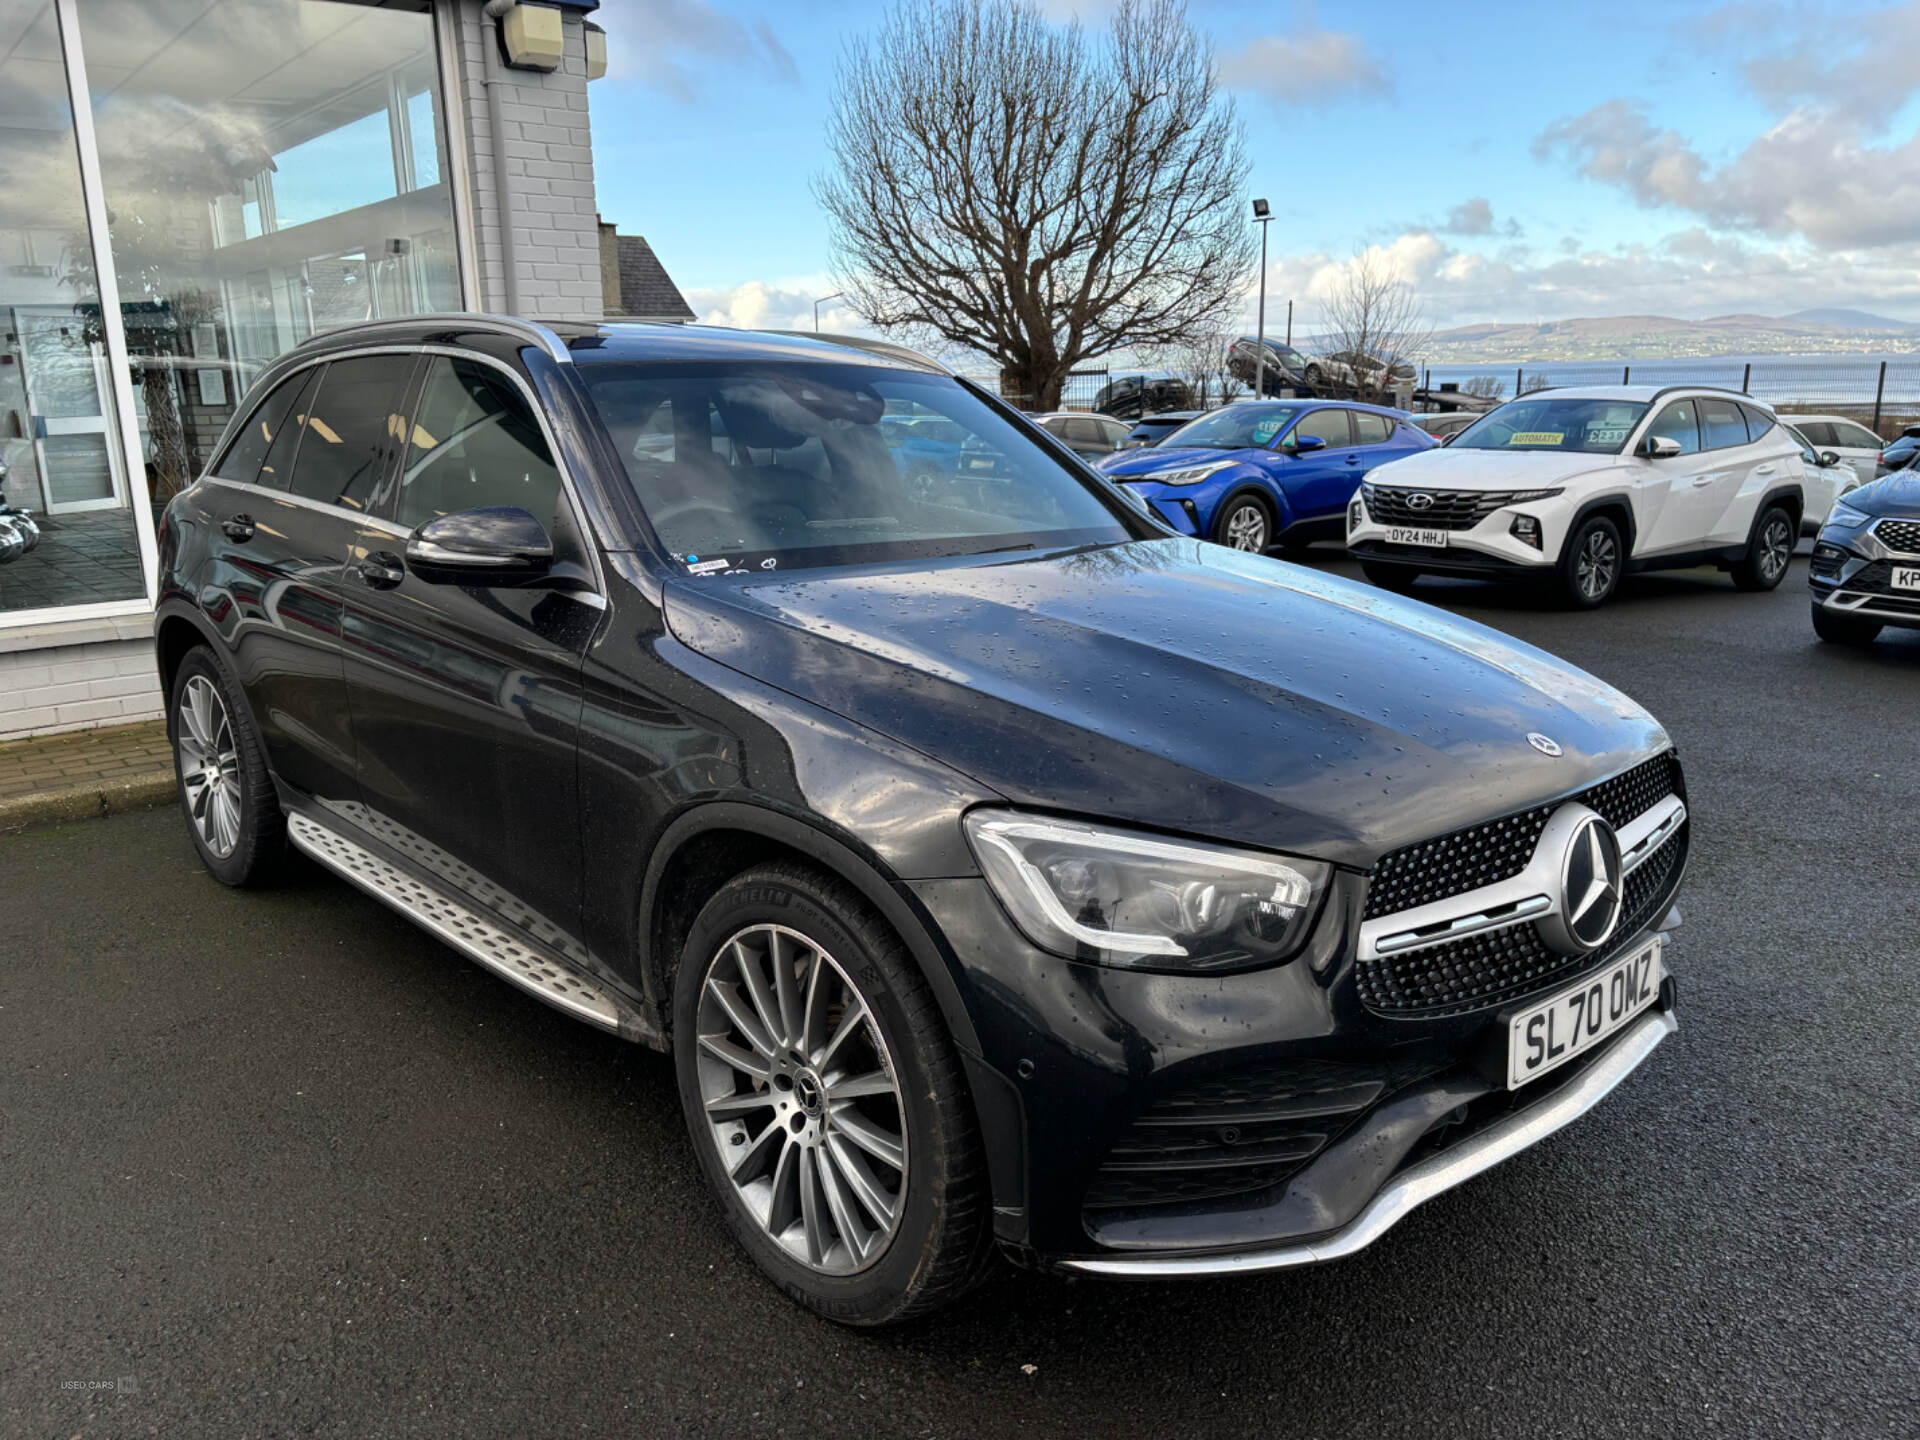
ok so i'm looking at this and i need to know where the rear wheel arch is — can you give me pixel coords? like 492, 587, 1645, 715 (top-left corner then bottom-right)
155, 608, 216, 700
638, 803, 983, 1058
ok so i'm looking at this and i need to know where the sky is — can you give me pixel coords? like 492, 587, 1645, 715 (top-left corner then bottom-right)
586, 0, 1920, 345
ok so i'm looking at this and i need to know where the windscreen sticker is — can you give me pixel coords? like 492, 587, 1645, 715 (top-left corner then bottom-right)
685, 556, 732, 575
1587, 427, 1630, 446
1507, 432, 1565, 445
1252, 418, 1284, 444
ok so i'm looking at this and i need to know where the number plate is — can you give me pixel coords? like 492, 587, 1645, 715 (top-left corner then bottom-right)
1384, 526, 1448, 548
1507, 938, 1664, 1090
1892, 566, 1920, 592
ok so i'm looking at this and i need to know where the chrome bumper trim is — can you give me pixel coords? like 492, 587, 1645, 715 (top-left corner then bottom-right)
1059, 1008, 1677, 1279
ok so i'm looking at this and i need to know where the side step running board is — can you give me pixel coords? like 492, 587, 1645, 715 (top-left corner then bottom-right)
287, 811, 654, 1042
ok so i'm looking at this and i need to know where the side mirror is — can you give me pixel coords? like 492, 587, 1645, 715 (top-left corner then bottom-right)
1288, 433, 1328, 454
405, 505, 553, 586
1637, 434, 1682, 460
1818, 450, 1842, 468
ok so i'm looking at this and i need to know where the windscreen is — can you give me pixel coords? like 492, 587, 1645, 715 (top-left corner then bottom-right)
580, 362, 1135, 573
1160, 404, 1300, 450
1452, 398, 1650, 454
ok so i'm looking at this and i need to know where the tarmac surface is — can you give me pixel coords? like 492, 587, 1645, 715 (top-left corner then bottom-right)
4, 553, 1917, 1438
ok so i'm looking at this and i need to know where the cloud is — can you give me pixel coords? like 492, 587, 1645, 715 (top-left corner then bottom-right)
1218, 26, 1388, 105
684, 277, 867, 335
604, 0, 796, 103
1537, 6, 1920, 252
1442, 198, 1494, 236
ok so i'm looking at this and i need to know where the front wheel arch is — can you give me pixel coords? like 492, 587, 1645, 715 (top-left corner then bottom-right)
638, 802, 982, 1059
1208, 484, 1287, 550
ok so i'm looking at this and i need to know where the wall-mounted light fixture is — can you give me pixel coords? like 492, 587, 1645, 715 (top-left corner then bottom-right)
584, 21, 607, 81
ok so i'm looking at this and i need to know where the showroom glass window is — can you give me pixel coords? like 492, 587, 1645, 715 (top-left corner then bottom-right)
74, 0, 459, 513
0, 0, 141, 616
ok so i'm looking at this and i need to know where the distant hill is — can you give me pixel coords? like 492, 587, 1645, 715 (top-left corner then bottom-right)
1425, 311, 1920, 362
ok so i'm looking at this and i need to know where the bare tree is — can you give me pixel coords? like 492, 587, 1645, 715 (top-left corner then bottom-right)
1313, 252, 1432, 405
1169, 325, 1242, 410
1463, 375, 1504, 400
819, 0, 1254, 411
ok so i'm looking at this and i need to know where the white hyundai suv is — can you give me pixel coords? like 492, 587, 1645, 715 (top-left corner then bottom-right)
1347, 386, 1809, 607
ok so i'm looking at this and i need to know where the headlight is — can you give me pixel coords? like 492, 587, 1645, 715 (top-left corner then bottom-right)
1827, 501, 1872, 530
1149, 460, 1237, 487
1504, 488, 1566, 503
964, 811, 1329, 971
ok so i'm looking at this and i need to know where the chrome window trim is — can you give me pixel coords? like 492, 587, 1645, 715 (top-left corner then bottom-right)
1357, 792, 1687, 963
199, 343, 606, 601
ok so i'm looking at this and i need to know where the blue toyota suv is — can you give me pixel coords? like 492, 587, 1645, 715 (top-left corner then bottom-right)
1095, 400, 1431, 552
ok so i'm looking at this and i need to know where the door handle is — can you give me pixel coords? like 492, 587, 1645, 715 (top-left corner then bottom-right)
1754, 464, 1776, 475
1691, 476, 1716, 488
220, 513, 255, 542
353, 550, 406, 590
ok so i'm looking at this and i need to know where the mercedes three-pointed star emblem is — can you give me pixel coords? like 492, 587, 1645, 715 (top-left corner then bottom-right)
1536, 805, 1625, 955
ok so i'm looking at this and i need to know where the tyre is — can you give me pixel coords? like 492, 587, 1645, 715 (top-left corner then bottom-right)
1811, 601, 1881, 646
168, 645, 286, 886
1212, 493, 1275, 553
672, 861, 992, 1325
1361, 560, 1421, 592
1558, 513, 1624, 608
1732, 504, 1795, 591
1303, 365, 1325, 391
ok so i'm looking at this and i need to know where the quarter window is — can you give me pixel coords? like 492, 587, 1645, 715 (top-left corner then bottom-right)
1740, 404, 1775, 441
1351, 412, 1393, 445
396, 357, 563, 531
217, 368, 316, 488
286, 357, 415, 510
1293, 408, 1352, 447
1698, 398, 1750, 450
1644, 399, 1701, 455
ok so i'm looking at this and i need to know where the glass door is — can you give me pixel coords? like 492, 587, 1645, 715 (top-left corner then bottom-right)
14, 306, 126, 512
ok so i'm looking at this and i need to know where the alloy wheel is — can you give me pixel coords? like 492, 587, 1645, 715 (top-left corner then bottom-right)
1224, 503, 1268, 552
1576, 527, 1618, 601
694, 924, 907, 1276
1759, 515, 1792, 583
177, 674, 242, 858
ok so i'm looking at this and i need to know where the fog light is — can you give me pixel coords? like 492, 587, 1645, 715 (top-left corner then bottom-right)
1510, 514, 1542, 549
1348, 498, 1364, 531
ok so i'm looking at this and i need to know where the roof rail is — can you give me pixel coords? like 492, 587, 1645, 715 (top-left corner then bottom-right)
309, 312, 574, 364
758, 330, 953, 375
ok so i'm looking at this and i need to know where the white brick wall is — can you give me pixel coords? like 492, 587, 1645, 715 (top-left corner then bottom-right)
451, 1, 606, 320
0, 633, 161, 740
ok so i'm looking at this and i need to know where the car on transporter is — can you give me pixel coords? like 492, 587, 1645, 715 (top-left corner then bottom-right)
1094, 399, 1431, 552
1348, 385, 1818, 607
154, 316, 1690, 1324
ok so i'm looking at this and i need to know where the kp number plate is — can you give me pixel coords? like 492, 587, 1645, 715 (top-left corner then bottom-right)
1385, 526, 1448, 548
1507, 938, 1664, 1090
1892, 566, 1920, 592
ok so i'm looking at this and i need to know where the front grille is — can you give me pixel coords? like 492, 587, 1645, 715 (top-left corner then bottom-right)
1362, 750, 1683, 921
1874, 518, 1920, 554
1834, 559, 1920, 596
1363, 485, 1513, 531
1082, 1058, 1442, 1211
1356, 819, 1687, 1017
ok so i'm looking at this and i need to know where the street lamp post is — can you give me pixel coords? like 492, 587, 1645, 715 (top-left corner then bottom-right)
1250, 200, 1272, 401
813, 292, 846, 333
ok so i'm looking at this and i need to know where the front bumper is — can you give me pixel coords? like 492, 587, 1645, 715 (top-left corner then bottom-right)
1064, 1007, 1676, 1276
1347, 503, 1562, 574
908, 864, 1684, 1272
1809, 523, 1920, 629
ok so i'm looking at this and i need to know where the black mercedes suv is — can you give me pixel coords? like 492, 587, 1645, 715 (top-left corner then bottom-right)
1808, 472, 1920, 644
155, 317, 1689, 1324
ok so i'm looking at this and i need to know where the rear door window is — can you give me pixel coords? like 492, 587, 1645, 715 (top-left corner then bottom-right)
1833, 420, 1880, 449
1644, 398, 1701, 455
1293, 408, 1353, 447
1699, 398, 1751, 451
1351, 412, 1393, 445
395, 357, 564, 531
217, 369, 316, 487
287, 355, 415, 511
